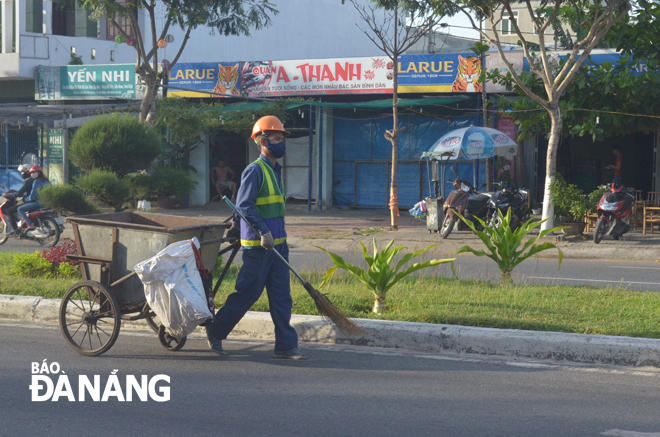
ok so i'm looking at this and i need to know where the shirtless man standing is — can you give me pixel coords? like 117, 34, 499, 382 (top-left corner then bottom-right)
212, 160, 237, 201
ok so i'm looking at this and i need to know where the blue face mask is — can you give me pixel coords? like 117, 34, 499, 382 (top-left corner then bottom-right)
267, 141, 286, 159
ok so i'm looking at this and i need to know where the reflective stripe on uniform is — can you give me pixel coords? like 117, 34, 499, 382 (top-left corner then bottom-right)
256, 195, 284, 205
241, 236, 287, 247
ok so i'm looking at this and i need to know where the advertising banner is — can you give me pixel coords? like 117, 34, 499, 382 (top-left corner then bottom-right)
485, 52, 524, 93
241, 57, 393, 97
397, 53, 483, 93
167, 62, 242, 97
47, 129, 64, 184
35, 64, 138, 100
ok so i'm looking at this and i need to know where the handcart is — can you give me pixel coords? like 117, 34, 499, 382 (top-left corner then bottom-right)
58, 212, 240, 357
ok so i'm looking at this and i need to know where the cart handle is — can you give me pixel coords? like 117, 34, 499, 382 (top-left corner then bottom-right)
109, 237, 227, 289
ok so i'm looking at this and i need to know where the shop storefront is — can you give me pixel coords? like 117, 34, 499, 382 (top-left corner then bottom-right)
167, 53, 486, 208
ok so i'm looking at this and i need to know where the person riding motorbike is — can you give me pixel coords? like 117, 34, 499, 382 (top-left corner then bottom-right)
16, 165, 50, 237
4, 165, 34, 234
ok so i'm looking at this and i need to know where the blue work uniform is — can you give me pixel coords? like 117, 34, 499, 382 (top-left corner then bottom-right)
207, 154, 298, 351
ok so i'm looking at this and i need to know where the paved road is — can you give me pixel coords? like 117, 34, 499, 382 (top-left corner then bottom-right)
3, 322, 660, 436
288, 250, 660, 292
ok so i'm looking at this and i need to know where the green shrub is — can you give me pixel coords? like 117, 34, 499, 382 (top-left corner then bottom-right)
126, 173, 156, 202
587, 186, 608, 212
55, 262, 80, 278
69, 113, 163, 177
76, 169, 131, 212
38, 184, 100, 216
12, 252, 55, 278
549, 173, 589, 223
126, 167, 197, 201
10, 251, 82, 279
150, 166, 196, 199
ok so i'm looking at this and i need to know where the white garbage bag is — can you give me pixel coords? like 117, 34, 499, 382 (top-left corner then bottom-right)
134, 237, 213, 338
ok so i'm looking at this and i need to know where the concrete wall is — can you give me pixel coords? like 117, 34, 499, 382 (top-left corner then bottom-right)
0, 0, 139, 79
3, 0, 386, 81
148, 0, 387, 64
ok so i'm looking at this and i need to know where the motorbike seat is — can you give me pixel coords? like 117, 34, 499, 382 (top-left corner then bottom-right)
622, 195, 634, 211
468, 193, 491, 210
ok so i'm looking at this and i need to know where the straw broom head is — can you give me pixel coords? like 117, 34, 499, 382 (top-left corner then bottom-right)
302, 281, 367, 336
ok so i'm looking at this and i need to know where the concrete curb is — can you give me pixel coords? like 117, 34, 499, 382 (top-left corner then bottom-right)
3, 294, 660, 368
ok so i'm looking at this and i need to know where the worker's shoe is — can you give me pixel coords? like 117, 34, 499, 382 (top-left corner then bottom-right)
273, 348, 307, 360
206, 331, 225, 355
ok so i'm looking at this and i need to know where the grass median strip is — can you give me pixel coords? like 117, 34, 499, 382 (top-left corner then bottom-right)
3, 251, 660, 338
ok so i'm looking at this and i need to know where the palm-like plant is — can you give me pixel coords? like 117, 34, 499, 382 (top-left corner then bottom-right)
455, 209, 565, 286
316, 239, 455, 313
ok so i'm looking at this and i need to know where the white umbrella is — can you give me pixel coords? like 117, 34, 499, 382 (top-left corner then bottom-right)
422, 126, 518, 161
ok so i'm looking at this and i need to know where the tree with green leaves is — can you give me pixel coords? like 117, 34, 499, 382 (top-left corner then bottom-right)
439, 0, 631, 230
82, 0, 278, 123
485, 0, 659, 174
352, 0, 455, 230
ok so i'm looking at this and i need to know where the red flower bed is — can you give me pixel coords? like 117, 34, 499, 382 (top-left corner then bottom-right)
41, 242, 79, 267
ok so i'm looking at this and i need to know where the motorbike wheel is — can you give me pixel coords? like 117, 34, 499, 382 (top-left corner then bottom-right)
440, 215, 457, 239
593, 218, 607, 244
35, 216, 60, 247
0, 217, 7, 245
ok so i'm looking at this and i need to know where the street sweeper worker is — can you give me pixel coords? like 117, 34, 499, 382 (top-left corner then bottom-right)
205, 115, 306, 360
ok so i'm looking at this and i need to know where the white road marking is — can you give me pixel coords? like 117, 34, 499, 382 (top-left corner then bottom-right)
611, 266, 660, 270
601, 430, 660, 436
528, 277, 660, 286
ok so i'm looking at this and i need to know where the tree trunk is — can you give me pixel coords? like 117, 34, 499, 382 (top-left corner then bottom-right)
390, 68, 399, 230
540, 104, 562, 231
373, 295, 388, 313
139, 73, 157, 124
499, 269, 512, 287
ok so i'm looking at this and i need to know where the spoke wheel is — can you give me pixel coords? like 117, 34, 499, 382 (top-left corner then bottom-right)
145, 313, 161, 333
440, 215, 456, 239
158, 325, 187, 351
59, 280, 121, 356
593, 218, 607, 244
0, 217, 7, 245
35, 216, 60, 247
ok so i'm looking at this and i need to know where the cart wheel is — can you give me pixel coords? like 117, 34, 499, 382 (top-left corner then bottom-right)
59, 280, 121, 356
158, 325, 187, 351
145, 314, 160, 333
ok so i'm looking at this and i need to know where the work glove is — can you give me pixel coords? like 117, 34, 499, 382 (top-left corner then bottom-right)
260, 231, 274, 251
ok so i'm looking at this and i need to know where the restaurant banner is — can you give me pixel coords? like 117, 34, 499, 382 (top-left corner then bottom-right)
397, 53, 483, 93
35, 64, 138, 100
240, 57, 393, 97
167, 62, 242, 97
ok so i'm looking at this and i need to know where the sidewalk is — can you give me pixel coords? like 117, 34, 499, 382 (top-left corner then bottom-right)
151, 201, 660, 260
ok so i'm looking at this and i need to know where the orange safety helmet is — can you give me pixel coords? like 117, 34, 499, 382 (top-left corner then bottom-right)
251, 116, 290, 140
29, 165, 43, 173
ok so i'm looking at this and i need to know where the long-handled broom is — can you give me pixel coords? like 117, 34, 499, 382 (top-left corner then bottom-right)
223, 196, 365, 336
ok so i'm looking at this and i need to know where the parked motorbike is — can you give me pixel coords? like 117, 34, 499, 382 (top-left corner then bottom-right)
487, 181, 530, 231
439, 166, 492, 239
593, 183, 635, 244
0, 185, 65, 247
